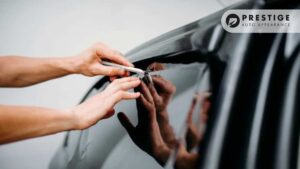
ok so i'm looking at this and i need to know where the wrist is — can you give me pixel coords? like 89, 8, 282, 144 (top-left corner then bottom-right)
153, 144, 171, 166
59, 55, 82, 75
63, 107, 80, 130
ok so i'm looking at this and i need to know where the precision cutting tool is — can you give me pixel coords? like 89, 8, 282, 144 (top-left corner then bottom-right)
102, 61, 145, 75
101, 61, 153, 84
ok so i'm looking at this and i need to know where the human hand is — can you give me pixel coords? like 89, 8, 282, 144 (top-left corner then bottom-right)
175, 141, 198, 169
70, 76, 140, 130
148, 76, 177, 148
117, 82, 171, 166
185, 92, 211, 151
74, 42, 133, 77
149, 76, 176, 113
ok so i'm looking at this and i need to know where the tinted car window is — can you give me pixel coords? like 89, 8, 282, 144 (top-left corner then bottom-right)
95, 62, 211, 169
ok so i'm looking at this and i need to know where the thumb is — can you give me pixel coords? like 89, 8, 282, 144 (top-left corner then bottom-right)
117, 112, 134, 135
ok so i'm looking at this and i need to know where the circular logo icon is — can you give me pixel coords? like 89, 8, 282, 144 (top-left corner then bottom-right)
226, 14, 240, 28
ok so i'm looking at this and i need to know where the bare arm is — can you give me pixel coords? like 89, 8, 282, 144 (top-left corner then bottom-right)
0, 42, 133, 87
0, 76, 141, 144
0, 56, 77, 87
0, 105, 74, 144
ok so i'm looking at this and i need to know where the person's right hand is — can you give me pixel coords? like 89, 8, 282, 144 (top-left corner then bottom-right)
117, 82, 171, 166
148, 76, 177, 148
70, 76, 140, 130
149, 76, 176, 113
74, 42, 133, 77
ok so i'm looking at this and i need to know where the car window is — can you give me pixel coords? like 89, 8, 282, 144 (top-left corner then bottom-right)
99, 61, 211, 169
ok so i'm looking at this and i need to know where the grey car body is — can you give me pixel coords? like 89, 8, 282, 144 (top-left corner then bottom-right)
50, 0, 300, 169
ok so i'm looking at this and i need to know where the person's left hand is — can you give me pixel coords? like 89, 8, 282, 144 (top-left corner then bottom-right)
74, 42, 133, 77
70, 76, 141, 130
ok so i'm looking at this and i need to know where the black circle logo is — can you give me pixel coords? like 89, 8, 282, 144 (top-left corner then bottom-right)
226, 14, 240, 28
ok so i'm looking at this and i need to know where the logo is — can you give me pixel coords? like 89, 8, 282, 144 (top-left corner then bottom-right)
226, 13, 240, 28
221, 10, 299, 33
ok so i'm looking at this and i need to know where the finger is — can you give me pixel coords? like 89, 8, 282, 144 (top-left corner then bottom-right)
187, 97, 197, 123
98, 64, 126, 76
117, 112, 134, 135
114, 91, 141, 102
118, 80, 141, 91
140, 82, 153, 102
148, 84, 160, 101
109, 80, 140, 94
112, 76, 139, 83
153, 76, 176, 94
105, 77, 140, 94
201, 99, 211, 116
138, 93, 152, 109
152, 76, 169, 89
106, 91, 140, 109
108, 79, 140, 94
137, 94, 153, 121
95, 43, 133, 67
148, 62, 166, 71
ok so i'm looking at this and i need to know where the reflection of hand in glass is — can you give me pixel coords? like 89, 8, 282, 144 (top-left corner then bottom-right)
149, 76, 177, 149
175, 141, 198, 169
185, 92, 211, 150
117, 82, 171, 166
150, 76, 176, 112
147, 62, 166, 72
148, 62, 178, 149
147, 62, 174, 112
175, 92, 211, 169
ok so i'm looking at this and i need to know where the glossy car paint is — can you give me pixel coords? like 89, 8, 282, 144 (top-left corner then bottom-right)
50, 0, 300, 169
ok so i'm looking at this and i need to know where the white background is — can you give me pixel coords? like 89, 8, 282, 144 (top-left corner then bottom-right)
0, 0, 234, 168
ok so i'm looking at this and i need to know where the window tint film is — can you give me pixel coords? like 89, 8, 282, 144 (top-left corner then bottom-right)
101, 62, 211, 169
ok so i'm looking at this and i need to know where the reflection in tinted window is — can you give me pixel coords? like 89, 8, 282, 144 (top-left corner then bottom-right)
101, 62, 211, 169
168, 69, 211, 169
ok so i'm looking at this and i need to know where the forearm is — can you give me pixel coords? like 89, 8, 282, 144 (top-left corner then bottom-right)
0, 42, 135, 87
0, 56, 79, 87
0, 105, 75, 144
0, 76, 141, 144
